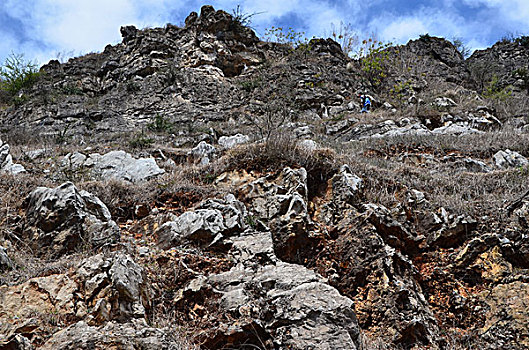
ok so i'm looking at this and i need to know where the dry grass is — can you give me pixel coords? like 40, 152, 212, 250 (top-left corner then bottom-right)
342, 149, 528, 219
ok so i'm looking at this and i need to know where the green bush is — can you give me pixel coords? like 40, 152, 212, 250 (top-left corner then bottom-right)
147, 114, 173, 133
483, 74, 512, 101
355, 39, 392, 90
0, 53, 40, 96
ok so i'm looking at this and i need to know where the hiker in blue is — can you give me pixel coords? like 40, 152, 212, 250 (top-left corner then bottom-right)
359, 93, 371, 113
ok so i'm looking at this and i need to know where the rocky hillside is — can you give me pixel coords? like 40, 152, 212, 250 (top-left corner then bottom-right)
1, 5, 529, 350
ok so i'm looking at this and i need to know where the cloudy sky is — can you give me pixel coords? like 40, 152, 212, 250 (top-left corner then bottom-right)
1, 0, 529, 66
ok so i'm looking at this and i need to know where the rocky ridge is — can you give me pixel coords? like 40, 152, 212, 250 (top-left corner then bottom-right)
1, 5, 529, 350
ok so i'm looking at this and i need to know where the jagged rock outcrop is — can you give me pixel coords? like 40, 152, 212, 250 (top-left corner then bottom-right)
3, 5, 529, 350
155, 194, 246, 249
468, 38, 529, 94
0, 252, 149, 347
22, 182, 120, 257
62, 150, 165, 182
180, 229, 359, 349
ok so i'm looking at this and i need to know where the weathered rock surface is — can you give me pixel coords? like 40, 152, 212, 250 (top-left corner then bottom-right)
218, 133, 250, 149
155, 194, 246, 248
493, 149, 529, 169
22, 182, 120, 257
0, 138, 26, 174
0, 252, 149, 347
62, 150, 165, 182
40, 319, 186, 350
187, 229, 360, 349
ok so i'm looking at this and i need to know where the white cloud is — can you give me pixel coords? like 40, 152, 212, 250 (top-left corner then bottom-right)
380, 18, 428, 43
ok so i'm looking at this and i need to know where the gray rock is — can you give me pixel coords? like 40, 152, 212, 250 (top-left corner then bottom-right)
0, 246, 13, 271
0, 138, 26, 174
60, 150, 165, 182
188, 141, 216, 164
432, 122, 483, 135
332, 165, 363, 206
297, 139, 318, 151
493, 149, 529, 169
41, 319, 185, 350
156, 194, 246, 249
76, 252, 150, 321
61, 152, 87, 170
90, 151, 165, 183
218, 133, 249, 149
25, 148, 47, 160
23, 182, 120, 257
201, 229, 359, 349
433, 97, 457, 108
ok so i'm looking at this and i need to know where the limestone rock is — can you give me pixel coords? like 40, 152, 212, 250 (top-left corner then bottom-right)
0, 138, 26, 174
218, 133, 249, 149
76, 252, 150, 322
197, 229, 360, 349
23, 182, 120, 257
41, 319, 184, 350
331, 164, 363, 207
493, 149, 529, 169
61, 150, 165, 182
156, 194, 246, 249
188, 141, 216, 164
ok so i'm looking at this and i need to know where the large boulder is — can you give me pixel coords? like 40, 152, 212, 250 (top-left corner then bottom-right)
22, 182, 119, 257
62, 150, 165, 183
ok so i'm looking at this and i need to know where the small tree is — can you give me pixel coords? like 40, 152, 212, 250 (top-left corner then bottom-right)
355, 38, 393, 90
451, 37, 472, 59
0, 53, 40, 96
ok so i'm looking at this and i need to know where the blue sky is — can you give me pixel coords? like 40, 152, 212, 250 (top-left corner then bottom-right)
1, 0, 529, 66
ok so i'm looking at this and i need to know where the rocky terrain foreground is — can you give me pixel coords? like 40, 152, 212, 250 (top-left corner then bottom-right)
2, 5, 529, 349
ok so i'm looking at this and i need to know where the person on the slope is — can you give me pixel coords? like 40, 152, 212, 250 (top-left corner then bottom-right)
359, 93, 371, 113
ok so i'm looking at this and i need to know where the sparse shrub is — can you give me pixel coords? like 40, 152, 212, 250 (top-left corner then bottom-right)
147, 114, 173, 133
129, 133, 154, 148
60, 84, 83, 95
0, 53, 40, 97
515, 35, 529, 48
55, 123, 72, 144
231, 4, 261, 28
390, 79, 414, 109
327, 21, 358, 57
482, 74, 512, 101
264, 26, 308, 49
355, 38, 393, 90
239, 78, 262, 92
419, 33, 432, 41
